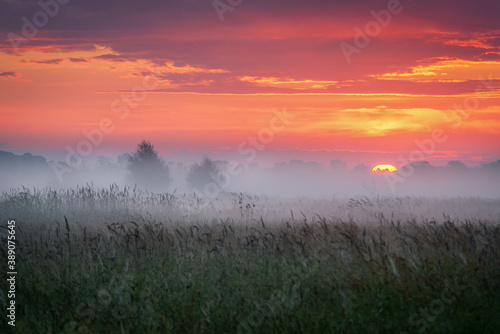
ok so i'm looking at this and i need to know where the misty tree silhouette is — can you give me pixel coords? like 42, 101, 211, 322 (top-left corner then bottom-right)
446, 160, 467, 169
127, 140, 171, 191
186, 156, 221, 192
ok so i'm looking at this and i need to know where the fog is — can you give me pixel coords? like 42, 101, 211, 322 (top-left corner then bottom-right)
1, 150, 499, 199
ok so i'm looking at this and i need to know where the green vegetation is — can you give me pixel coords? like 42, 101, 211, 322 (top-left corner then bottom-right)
1, 186, 499, 333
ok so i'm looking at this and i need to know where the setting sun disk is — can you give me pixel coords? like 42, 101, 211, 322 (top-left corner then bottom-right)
371, 164, 397, 174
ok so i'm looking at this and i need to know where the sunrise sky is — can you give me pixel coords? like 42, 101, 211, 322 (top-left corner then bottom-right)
1, 0, 499, 167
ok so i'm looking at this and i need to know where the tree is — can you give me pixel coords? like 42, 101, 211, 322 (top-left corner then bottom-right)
349, 164, 369, 174
186, 156, 221, 192
126, 140, 171, 191
446, 160, 467, 169
329, 159, 347, 174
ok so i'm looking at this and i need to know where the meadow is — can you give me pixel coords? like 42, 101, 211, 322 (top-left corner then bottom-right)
1, 185, 500, 333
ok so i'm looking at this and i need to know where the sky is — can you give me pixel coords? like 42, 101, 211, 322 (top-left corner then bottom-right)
1, 0, 499, 168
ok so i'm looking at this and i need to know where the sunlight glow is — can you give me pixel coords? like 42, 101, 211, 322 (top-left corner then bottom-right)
371, 164, 398, 174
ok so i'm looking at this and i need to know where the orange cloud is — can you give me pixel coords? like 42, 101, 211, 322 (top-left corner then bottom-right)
372, 58, 500, 84
239, 76, 339, 90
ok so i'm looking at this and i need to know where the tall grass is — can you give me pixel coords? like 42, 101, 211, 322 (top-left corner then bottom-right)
1, 185, 499, 333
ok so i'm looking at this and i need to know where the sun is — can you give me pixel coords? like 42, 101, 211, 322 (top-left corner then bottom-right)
371, 164, 397, 174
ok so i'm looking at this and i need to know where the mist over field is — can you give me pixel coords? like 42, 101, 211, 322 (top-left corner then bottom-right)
1, 149, 499, 199
2, 148, 500, 334
0, 151, 500, 202
2, 147, 500, 334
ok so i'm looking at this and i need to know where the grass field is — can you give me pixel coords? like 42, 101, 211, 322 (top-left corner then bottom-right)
1, 185, 500, 333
